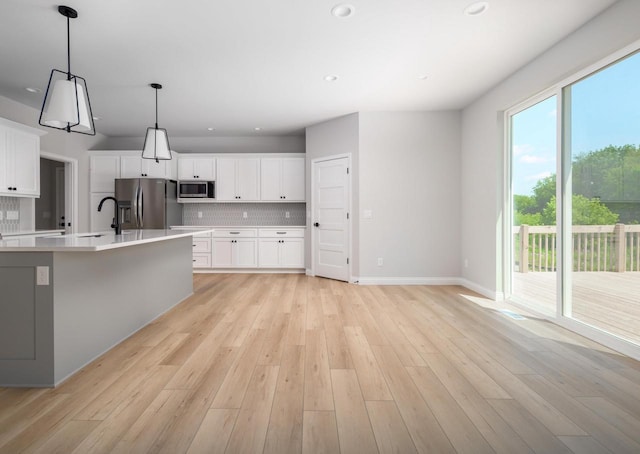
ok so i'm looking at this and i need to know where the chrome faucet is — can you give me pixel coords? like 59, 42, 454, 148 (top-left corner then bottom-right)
97, 196, 123, 234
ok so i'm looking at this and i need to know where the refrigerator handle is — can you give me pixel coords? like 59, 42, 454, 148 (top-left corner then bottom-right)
133, 184, 140, 228
139, 185, 144, 228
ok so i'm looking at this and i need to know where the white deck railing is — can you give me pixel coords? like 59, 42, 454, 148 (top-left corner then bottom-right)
515, 224, 640, 272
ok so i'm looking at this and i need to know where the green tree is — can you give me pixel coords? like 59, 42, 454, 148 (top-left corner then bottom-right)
541, 195, 619, 225
531, 174, 556, 213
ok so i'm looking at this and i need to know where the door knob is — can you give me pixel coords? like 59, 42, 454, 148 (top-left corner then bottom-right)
313, 222, 320, 227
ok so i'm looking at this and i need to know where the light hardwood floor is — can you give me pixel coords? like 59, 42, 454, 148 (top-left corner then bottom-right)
1, 273, 640, 453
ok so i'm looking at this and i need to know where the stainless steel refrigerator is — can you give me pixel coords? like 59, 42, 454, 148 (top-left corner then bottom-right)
115, 179, 182, 229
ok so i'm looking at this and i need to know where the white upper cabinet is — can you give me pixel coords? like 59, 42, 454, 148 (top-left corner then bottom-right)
121, 155, 168, 179
90, 155, 120, 192
178, 156, 216, 180
216, 158, 260, 201
260, 157, 305, 201
0, 121, 42, 197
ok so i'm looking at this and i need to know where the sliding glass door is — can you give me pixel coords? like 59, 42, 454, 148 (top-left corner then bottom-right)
507, 48, 640, 350
563, 51, 640, 345
509, 95, 558, 316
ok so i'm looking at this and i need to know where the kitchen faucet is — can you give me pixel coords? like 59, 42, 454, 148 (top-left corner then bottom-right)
97, 196, 125, 235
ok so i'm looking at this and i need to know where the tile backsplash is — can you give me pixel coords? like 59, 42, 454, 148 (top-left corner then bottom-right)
0, 196, 20, 233
182, 202, 306, 226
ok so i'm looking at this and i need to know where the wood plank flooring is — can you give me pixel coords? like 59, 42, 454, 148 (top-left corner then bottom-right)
1, 273, 640, 453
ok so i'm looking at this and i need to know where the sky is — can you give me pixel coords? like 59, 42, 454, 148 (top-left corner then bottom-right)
512, 50, 640, 196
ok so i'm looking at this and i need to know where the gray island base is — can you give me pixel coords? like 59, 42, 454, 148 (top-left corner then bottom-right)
0, 231, 206, 387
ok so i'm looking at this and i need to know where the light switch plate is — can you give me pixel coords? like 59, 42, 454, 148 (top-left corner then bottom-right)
6, 210, 19, 220
363, 209, 373, 219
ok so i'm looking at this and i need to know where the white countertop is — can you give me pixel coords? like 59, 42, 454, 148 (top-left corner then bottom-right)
173, 225, 306, 229
0, 229, 215, 252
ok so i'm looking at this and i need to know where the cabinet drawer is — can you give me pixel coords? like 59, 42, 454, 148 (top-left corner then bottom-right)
192, 238, 211, 253
192, 254, 211, 268
193, 231, 212, 238
212, 229, 257, 238
258, 229, 305, 238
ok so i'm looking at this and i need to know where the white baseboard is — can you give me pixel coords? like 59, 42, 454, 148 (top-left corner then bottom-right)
305, 269, 314, 277
194, 269, 305, 274
355, 276, 462, 286
457, 278, 502, 301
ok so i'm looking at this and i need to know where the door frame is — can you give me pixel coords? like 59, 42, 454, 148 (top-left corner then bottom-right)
40, 151, 78, 234
310, 153, 352, 282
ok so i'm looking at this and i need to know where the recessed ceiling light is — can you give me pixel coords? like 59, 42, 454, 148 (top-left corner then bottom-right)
254, 127, 262, 132
25, 87, 41, 93
331, 4, 355, 18
207, 127, 215, 131
92, 116, 101, 121
464, 1, 489, 16
324, 75, 339, 82
418, 75, 428, 80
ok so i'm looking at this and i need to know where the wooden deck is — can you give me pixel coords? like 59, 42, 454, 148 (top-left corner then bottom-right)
513, 271, 640, 345
1, 274, 640, 453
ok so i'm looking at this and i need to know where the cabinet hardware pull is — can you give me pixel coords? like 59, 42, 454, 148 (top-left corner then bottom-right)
230, 232, 240, 234
276, 232, 286, 234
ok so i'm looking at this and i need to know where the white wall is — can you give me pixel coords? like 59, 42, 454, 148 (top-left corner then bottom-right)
305, 113, 360, 274
0, 95, 106, 232
460, 0, 640, 298
98, 135, 305, 154
358, 112, 461, 281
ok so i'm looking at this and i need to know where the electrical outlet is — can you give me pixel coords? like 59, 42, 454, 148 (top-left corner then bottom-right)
243, 211, 248, 219
36, 266, 50, 286
377, 257, 383, 266
197, 211, 203, 219
364, 209, 373, 219
285, 211, 290, 218
6, 211, 19, 220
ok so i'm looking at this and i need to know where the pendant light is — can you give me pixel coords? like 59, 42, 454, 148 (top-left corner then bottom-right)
39, 5, 95, 135
141, 83, 172, 162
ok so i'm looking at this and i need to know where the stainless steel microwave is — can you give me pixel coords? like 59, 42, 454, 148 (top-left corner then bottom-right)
178, 181, 215, 198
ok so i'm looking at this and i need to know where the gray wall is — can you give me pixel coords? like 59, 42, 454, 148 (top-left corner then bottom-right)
460, 0, 640, 297
305, 111, 461, 282
358, 112, 461, 279
98, 135, 305, 154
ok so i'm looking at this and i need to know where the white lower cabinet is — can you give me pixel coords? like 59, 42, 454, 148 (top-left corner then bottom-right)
212, 229, 258, 267
172, 226, 304, 270
258, 229, 305, 268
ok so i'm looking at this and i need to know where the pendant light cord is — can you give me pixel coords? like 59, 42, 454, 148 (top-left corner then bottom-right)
66, 15, 71, 80
155, 87, 159, 129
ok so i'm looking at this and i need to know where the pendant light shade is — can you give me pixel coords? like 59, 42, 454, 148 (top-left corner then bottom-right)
39, 6, 95, 135
142, 83, 172, 162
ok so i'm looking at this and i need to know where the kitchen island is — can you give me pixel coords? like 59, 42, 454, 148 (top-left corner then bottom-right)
0, 229, 213, 387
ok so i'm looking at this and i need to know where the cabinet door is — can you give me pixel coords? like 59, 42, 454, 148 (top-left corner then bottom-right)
237, 158, 260, 201
90, 155, 120, 192
212, 238, 234, 266
258, 239, 280, 267
280, 239, 304, 268
260, 158, 282, 201
177, 157, 195, 180
235, 239, 258, 267
282, 158, 305, 201
90, 192, 116, 232
142, 158, 167, 178
216, 158, 237, 200
11, 131, 40, 196
120, 156, 143, 178
194, 158, 216, 180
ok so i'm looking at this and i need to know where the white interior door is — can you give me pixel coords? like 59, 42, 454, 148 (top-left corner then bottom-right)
312, 156, 350, 281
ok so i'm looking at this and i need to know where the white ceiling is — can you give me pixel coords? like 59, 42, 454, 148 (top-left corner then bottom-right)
0, 0, 617, 137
